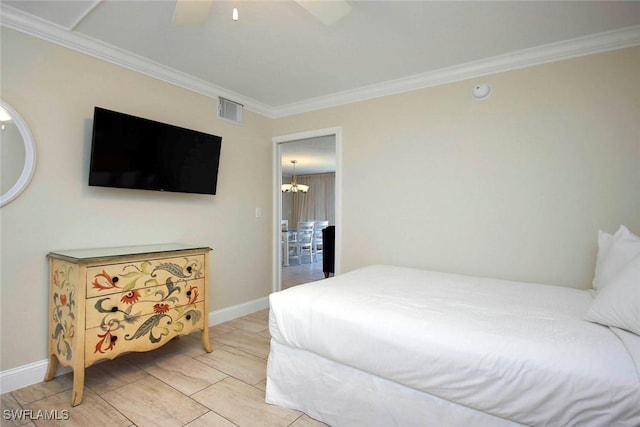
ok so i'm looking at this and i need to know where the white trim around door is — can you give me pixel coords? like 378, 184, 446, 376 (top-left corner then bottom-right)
272, 127, 342, 293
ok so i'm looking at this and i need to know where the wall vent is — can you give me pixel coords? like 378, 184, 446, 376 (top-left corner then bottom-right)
218, 97, 243, 125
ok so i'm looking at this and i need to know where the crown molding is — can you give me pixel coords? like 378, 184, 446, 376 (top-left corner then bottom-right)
0, 5, 274, 117
271, 25, 640, 117
2, 4, 639, 119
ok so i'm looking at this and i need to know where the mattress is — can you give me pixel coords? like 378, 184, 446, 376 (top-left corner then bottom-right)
268, 265, 640, 426
267, 339, 528, 427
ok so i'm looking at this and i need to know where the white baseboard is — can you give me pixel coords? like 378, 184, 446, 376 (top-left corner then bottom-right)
208, 296, 270, 326
0, 360, 72, 395
0, 296, 270, 394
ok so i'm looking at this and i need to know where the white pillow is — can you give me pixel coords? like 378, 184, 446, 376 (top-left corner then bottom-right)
585, 253, 640, 336
592, 225, 640, 292
610, 327, 640, 373
592, 229, 614, 290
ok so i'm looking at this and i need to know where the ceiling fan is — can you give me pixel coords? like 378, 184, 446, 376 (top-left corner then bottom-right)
172, 0, 352, 26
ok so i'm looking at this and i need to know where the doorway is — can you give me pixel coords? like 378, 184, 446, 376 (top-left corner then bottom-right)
273, 127, 342, 292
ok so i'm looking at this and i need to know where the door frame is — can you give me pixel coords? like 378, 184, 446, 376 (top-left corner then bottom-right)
272, 127, 342, 292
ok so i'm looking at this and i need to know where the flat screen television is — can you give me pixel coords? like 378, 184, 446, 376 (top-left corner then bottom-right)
89, 107, 222, 195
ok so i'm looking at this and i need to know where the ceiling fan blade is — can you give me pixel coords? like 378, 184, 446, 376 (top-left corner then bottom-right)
172, 0, 214, 25
295, 0, 352, 26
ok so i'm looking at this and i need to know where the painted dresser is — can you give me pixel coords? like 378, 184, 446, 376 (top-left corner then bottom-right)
45, 244, 212, 406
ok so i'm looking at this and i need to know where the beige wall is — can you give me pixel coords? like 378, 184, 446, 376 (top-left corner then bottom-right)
273, 46, 640, 289
0, 29, 274, 371
1, 27, 639, 374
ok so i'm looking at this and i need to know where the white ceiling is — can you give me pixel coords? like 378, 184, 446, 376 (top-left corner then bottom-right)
280, 136, 336, 176
2, 1, 640, 119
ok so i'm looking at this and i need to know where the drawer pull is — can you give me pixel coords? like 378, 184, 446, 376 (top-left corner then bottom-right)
110, 306, 118, 312
112, 276, 119, 283
111, 336, 117, 342
186, 314, 192, 320
186, 290, 192, 296
186, 266, 193, 274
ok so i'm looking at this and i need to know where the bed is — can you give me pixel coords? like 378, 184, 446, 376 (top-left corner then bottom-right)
266, 228, 640, 426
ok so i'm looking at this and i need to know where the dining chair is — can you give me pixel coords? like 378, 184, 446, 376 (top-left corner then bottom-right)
297, 221, 315, 232
281, 221, 293, 266
285, 228, 298, 265
296, 221, 315, 264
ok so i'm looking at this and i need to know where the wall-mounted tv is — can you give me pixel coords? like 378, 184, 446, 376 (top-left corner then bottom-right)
89, 107, 222, 195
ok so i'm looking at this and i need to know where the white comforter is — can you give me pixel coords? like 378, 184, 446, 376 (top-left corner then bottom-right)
269, 265, 640, 426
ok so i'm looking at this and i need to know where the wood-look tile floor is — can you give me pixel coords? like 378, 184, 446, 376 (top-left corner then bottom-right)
281, 254, 327, 290
0, 310, 328, 427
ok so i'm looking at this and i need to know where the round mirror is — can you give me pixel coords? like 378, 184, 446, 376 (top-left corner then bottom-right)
0, 99, 37, 207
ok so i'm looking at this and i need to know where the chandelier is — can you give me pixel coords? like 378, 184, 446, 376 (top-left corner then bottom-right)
281, 160, 309, 193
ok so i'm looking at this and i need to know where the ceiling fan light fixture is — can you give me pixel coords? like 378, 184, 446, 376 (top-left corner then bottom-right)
232, 7, 238, 21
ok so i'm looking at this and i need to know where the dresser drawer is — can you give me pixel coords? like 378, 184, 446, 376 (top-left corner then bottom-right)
86, 255, 205, 298
85, 278, 205, 330
85, 301, 207, 365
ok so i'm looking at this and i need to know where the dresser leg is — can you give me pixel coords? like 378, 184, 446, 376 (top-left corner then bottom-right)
71, 368, 85, 406
201, 327, 212, 353
43, 354, 58, 381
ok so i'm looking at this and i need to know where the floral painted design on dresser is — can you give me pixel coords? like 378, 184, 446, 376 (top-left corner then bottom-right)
90, 258, 204, 356
51, 263, 76, 361
46, 246, 211, 407
91, 257, 204, 294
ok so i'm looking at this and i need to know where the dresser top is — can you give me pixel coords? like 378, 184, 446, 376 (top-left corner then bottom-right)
48, 243, 211, 263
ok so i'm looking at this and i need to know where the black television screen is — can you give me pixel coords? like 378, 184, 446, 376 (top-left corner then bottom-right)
89, 107, 222, 195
